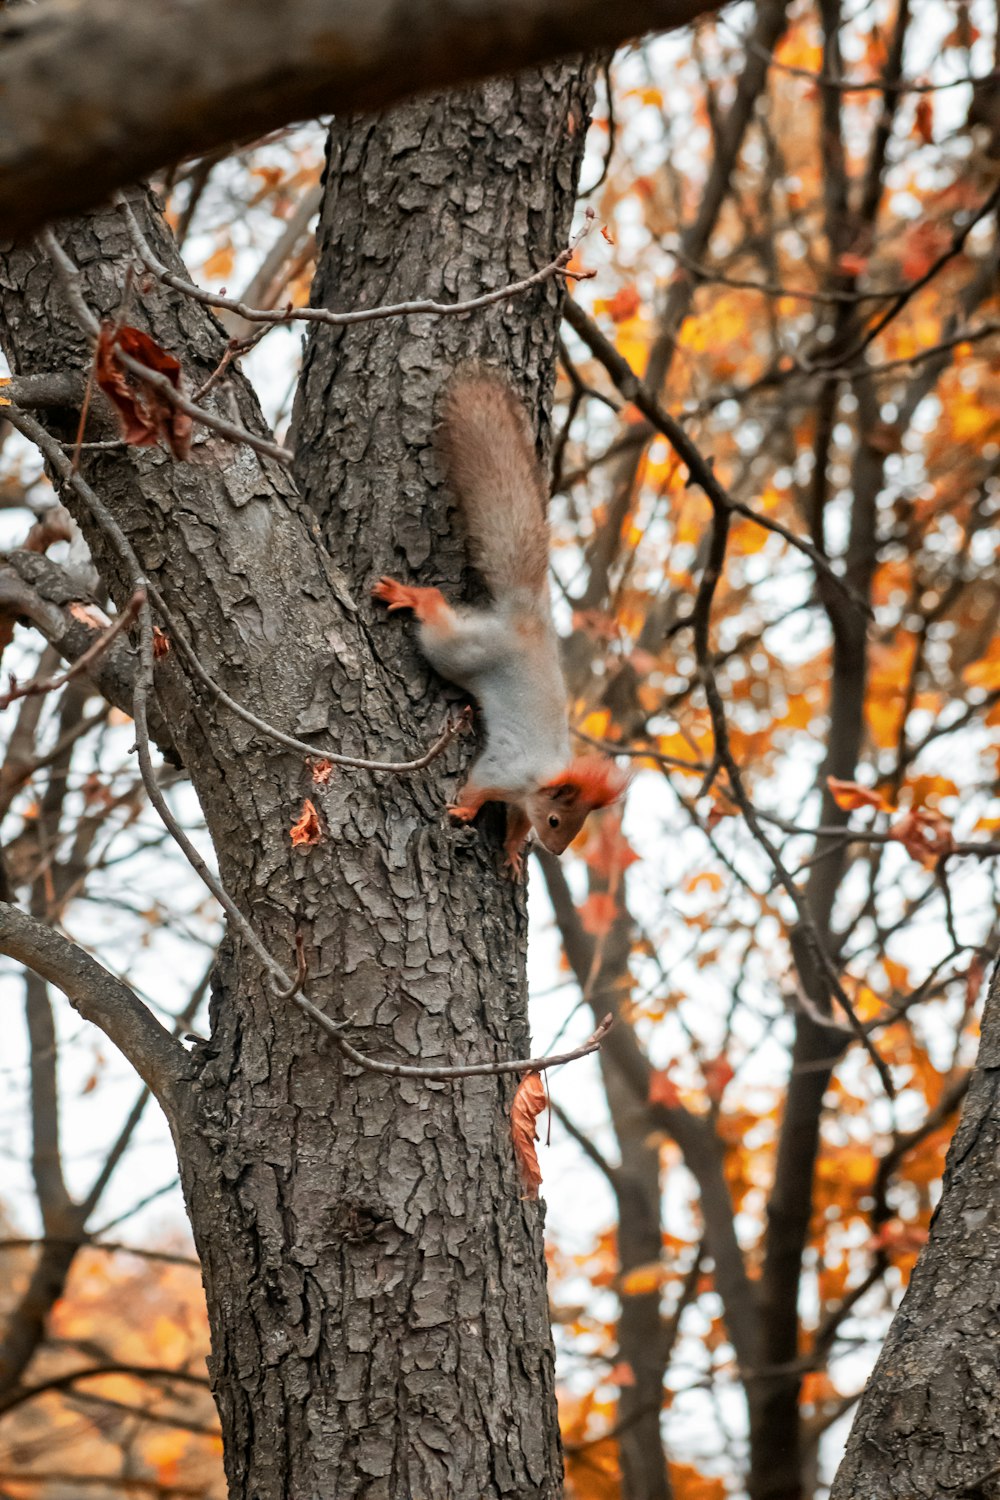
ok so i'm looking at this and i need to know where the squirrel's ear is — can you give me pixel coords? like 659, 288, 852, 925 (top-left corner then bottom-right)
541, 757, 630, 810
541, 780, 580, 807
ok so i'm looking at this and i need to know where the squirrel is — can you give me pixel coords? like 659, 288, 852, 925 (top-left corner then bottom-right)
373, 369, 627, 875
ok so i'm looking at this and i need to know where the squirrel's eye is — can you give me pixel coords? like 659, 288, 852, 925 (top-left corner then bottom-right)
548, 815, 560, 829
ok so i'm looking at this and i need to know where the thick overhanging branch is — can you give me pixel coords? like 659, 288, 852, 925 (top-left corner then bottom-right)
0, 0, 724, 241
0, 903, 187, 1105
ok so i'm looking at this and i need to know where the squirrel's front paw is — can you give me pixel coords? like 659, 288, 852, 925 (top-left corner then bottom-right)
372, 576, 410, 611
504, 848, 526, 880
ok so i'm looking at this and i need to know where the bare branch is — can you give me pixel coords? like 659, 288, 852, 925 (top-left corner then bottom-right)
0, 0, 725, 241
0, 1363, 210, 1418
117, 192, 596, 338
0, 589, 144, 711
562, 297, 871, 618
39, 230, 295, 468
0, 903, 187, 1103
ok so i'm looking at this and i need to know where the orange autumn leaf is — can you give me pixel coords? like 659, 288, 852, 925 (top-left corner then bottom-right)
827, 776, 890, 812
838, 251, 869, 277
703, 1055, 734, 1103
152, 626, 171, 659
202, 244, 236, 282
621, 1262, 667, 1296
95, 322, 193, 460
606, 1360, 636, 1386
899, 219, 950, 280
889, 807, 956, 867
310, 758, 335, 785
648, 1067, 681, 1111
603, 284, 641, 323
913, 97, 934, 144
866, 1220, 929, 1254
580, 891, 618, 936
289, 797, 322, 847
800, 1371, 839, 1409
669, 1463, 728, 1500
512, 1071, 547, 1199
582, 815, 640, 878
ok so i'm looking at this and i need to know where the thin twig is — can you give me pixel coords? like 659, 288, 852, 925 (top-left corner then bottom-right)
146, 583, 472, 772
117, 192, 596, 334
39, 227, 294, 468
0, 1237, 200, 1269
678, 462, 895, 1092
727, 19, 1000, 94
0, 590, 144, 711
562, 298, 871, 619
805, 182, 1000, 371
0, 1364, 210, 1418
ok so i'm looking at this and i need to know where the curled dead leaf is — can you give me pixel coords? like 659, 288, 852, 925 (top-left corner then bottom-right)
889, 807, 956, 866
95, 322, 192, 460
310, 758, 335, 785
289, 797, 322, 847
827, 776, 890, 813
512, 1071, 547, 1199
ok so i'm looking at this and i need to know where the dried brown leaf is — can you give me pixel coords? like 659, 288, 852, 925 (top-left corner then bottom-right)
511, 1072, 546, 1199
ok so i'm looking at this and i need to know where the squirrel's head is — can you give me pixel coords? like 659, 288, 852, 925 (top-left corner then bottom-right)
527, 757, 630, 855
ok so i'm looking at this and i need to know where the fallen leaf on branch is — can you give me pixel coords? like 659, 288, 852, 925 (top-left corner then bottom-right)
289, 797, 322, 847
889, 807, 956, 866
95, 323, 192, 460
512, 1071, 547, 1199
826, 776, 890, 812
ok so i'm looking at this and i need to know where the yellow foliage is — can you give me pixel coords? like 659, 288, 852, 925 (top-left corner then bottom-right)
201, 244, 235, 282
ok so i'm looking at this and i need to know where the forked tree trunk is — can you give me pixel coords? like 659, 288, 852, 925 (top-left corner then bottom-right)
1, 65, 592, 1499
829, 962, 1000, 1500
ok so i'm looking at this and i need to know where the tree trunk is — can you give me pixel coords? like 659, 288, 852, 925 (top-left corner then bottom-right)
829, 962, 1000, 1500
0, 64, 592, 1499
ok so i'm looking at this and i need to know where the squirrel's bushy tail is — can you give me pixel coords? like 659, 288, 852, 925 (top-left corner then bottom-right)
438, 370, 549, 604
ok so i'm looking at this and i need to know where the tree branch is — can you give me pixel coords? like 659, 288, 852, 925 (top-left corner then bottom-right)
0, 0, 724, 241
0, 903, 187, 1105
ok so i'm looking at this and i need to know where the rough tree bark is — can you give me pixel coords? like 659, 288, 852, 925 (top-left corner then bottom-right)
0, 65, 593, 1499
830, 961, 1000, 1500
